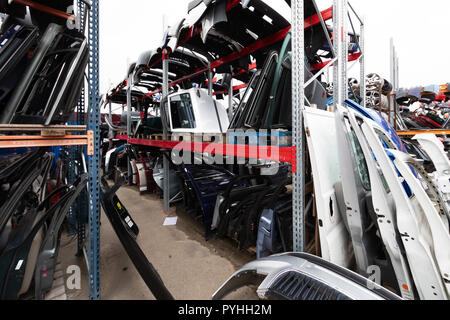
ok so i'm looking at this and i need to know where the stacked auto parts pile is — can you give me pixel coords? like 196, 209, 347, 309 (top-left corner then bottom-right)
395, 84, 450, 130
363, 73, 392, 108
0, 149, 87, 300
225, 101, 450, 301
0, 0, 88, 125
331, 101, 450, 300
97, 0, 449, 301
327, 73, 392, 111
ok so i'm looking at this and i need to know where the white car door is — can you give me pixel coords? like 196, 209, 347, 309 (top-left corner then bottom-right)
413, 133, 450, 223
360, 119, 448, 300
304, 107, 352, 268
347, 109, 416, 299
335, 105, 377, 276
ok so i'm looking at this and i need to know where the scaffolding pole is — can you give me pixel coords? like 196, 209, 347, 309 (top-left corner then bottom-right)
291, 0, 305, 252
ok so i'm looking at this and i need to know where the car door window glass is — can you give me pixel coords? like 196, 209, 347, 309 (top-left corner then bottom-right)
170, 93, 196, 129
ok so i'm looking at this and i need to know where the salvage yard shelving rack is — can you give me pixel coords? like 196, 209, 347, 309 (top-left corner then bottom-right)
0, 0, 101, 300
112, 0, 366, 255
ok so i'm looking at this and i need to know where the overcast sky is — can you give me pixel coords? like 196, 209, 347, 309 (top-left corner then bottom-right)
100, 0, 450, 95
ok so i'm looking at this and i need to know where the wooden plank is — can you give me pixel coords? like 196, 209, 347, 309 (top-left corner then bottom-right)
40, 129, 68, 137
0, 135, 89, 149
0, 124, 86, 133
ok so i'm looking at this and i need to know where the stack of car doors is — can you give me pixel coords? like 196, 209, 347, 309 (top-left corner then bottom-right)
179, 164, 239, 238
332, 102, 450, 300
0, 149, 87, 300
212, 169, 290, 248
229, 29, 329, 132
0, 1, 88, 125
223, 101, 448, 301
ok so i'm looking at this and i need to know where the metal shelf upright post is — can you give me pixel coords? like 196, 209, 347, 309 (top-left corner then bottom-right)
126, 73, 133, 182
291, 0, 363, 252
390, 38, 400, 127
291, 0, 306, 252
162, 49, 170, 214
333, 0, 348, 106
360, 17, 366, 108
86, 0, 101, 300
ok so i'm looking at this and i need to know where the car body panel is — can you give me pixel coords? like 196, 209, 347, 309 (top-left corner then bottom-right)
413, 133, 450, 221
304, 107, 351, 268
346, 109, 416, 299
335, 105, 377, 276
360, 119, 447, 300
213, 253, 401, 301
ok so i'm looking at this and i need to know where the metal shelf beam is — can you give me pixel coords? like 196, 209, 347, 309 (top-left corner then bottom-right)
128, 138, 295, 163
